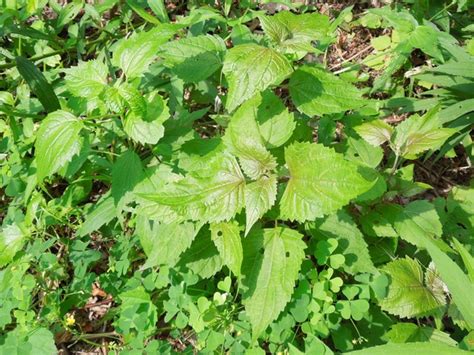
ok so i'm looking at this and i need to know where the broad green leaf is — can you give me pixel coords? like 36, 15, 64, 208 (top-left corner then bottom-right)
386, 323, 458, 346
419, 238, 474, 330
259, 11, 330, 54
359, 204, 399, 238
112, 24, 178, 78
346, 342, 469, 355
103, 81, 147, 116
112, 150, 143, 210
223, 91, 294, 178
380, 257, 446, 318
244, 175, 277, 236
223, 44, 293, 112
0, 224, 27, 268
144, 153, 245, 223
178, 227, 223, 279
124, 93, 169, 145
210, 221, 243, 276
392, 108, 456, 159
280, 142, 374, 222
159, 34, 226, 82
312, 211, 376, 274
289, 65, 365, 116
354, 119, 394, 146
137, 217, 201, 269
409, 25, 453, 62
15, 56, 60, 113
241, 227, 305, 340
394, 200, 443, 247
35, 110, 83, 181
342, 136, 384, 169
77, 195, 116, 237
427, 59, 474, 78
63, 59, 108, 99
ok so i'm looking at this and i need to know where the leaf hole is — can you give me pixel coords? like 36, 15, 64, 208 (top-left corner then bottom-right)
217, 231, 223, 237
259, 248, 264, 255
286, 251, 290, 257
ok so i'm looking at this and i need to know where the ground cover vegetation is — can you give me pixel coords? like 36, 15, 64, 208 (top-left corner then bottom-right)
0, 0, 473, 353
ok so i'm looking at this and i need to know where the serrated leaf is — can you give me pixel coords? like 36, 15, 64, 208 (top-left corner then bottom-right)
241, 227, 305, 340
312, 211, 376, 274
380, 257, 446, 318
112, 24, 178, 78
259, 11, 330, 54
392, 108, 456, 159
137, 217, 201, 269
223, 44, 293, 112
111, 150, 143, 208
244, 175, 277, 236
124, 93, 170, 145
289, 65, 365, 116
159, 34, 226, 82
35, 110, 83, 181
0, 224, 27, 268
419, 238, 474, 330
354, 119, 394, 146
223, 91, 294, 178
143, 153, 245, 223
63, 59, 108, 99
103, 81, 147, 116
394, 200, 442, 247
178, 226, 223, 279
280, 142, 374, 222
210, 221, 243, 276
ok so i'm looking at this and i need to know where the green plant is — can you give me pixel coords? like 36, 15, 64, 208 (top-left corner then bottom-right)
0, 1, 473, 353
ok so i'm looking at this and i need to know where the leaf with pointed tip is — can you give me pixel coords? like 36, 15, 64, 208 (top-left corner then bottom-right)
223, 44, 293, 112
112, 24, 179, 78
259, 11, 330, 54
380, 257, 446, 318
289, 65, 365, 116
354, 119, 394, 147
143, 153, 245, 223
223, 92, 293, 178
35, 110, 83, 181
137, 217, 201, 269
159, 34, 226, 82
210, 221, 243, 276
280, 142, 374, 222
244, 175, 277, 236
16, 56, 60, 113
241, 227, 305, 340
63, 60, 108, 98
112, 150, 143, 208
392, 109, 456, 159
394, 200, 442, 247
124, 93, 170, 145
